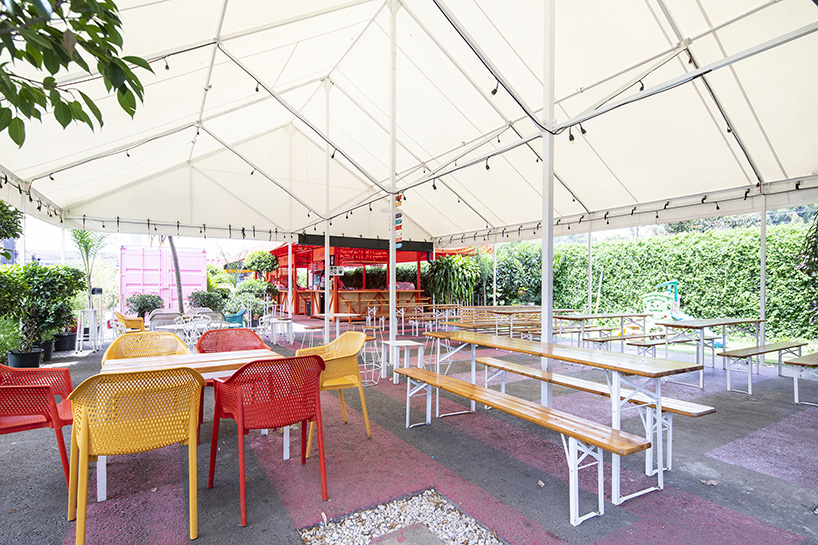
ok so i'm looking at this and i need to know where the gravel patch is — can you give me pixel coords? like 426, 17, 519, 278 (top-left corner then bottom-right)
299, 489, 505, 545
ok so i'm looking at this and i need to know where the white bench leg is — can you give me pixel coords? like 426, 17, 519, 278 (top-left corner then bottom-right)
562, 436, 604, 526
404, 377, 432, 428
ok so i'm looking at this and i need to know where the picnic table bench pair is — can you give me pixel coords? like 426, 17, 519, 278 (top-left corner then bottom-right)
394, 330, 711, 526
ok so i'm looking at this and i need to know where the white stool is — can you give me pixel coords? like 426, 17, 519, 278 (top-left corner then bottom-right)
75, 309, 100, 353
381, 340, 425, 385
299, 325, 324, 348
361, 326, 384, 385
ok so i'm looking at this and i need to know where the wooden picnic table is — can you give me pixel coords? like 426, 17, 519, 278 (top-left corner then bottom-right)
655, 318, 764, 371
424, 329, 701, 504
102, 348, 278, 378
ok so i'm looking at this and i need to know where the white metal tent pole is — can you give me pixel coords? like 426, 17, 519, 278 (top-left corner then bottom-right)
587, 230, 593, 313
18, 193, 25, 263
324, 78, 331, 344
388, 0, 398, 355
288, 241, 293, 318
540, 0, 556, 408
61, 226, 65, 265
760, 193, 767, 343
493, 243, 498, 306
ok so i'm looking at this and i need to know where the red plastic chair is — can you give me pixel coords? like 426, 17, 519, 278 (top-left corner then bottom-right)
208, 356, 327, 526
195, 328, 268, 353
0, 364, 73, 486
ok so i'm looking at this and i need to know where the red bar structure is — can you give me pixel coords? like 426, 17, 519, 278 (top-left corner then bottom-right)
269, 236, 432, 318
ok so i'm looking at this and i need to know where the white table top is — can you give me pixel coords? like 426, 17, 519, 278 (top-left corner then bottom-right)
382, 340, 424, 347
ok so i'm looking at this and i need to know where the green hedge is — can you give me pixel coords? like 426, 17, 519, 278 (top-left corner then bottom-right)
496, 224, 817, 340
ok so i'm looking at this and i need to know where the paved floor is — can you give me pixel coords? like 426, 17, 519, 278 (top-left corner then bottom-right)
1, 323, 817, 544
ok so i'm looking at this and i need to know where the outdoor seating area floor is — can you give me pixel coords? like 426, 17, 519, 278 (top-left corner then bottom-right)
1, 336, 817, 545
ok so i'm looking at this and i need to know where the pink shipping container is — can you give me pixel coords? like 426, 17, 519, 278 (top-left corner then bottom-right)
119, 246, 207, 312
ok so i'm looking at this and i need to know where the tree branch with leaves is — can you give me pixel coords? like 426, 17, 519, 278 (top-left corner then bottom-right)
0, 0, 152, 146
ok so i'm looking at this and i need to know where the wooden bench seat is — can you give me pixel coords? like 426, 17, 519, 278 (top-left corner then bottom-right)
783, 352, 818, 405
718, 341, 807, 395
476, 356, 715, 481
476, 357, 715, 418
395, 366, 650, 526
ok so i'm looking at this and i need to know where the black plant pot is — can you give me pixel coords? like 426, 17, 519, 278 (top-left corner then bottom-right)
7, 348, 43, 368
54, 332, 77, 352
35, 339, 54, 362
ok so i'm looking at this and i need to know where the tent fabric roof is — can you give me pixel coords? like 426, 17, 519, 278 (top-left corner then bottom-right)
2, 0, 817, 247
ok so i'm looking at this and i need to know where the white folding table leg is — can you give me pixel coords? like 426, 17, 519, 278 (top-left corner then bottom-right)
96, 456, 107, 502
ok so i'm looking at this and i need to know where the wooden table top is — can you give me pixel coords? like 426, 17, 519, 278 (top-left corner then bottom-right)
556, 313, 651, 321
425, 330, 700, 378
488, 307, 543, 315
101, 349, 279, 375
784, 352, 818, 366
656, 318, 765, 329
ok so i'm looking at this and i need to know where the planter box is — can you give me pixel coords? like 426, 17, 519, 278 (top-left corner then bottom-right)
7, 349, 43, 368
35, 339, 54, 362
54, 332, 77, 352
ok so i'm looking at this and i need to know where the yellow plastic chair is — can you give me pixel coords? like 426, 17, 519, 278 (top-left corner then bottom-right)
101, 331, 190, 365
114, 311, 145, 333
67, 368, 205, 545
296, 331, 369, 456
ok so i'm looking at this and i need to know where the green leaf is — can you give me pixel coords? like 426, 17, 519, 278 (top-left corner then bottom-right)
9, 117, 25, 147
42, 47, 61, 75
0, 108, 11, 131
78, 90, 102, 126
19, 29, 51, 50
54, 100, 72, 128
122, 55, 153, 73
116, 87, 135, 117
103, 61, 125, 88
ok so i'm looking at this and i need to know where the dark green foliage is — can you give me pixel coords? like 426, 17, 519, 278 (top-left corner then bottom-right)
428, 255, 479, 304
187, 290, 227, 313
340, 263, 428, 293
496, 241, 542, 305
125, 293, 163, 318
544, 224, 817, 340
244, 250, 278, 278
0, 263, 86, 350
0, 201, 23, 260
0, 0, 152, 146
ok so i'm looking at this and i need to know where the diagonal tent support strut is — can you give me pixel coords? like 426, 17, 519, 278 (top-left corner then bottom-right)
218, 45, 390, 196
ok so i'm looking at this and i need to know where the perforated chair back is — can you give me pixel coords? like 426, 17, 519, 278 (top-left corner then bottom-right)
295, 331, 370, 455
196, 328, 268, 353
67, 368, 204, 545
217, 356, 324, 430
101, 331, 189, 364
297, 331, 366, 385
208, 356, 327, 525
68, 368, 205, 456
0, 364, 74, 487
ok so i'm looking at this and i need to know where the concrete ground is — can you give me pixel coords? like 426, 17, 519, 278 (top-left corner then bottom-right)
1, 322, 817, 545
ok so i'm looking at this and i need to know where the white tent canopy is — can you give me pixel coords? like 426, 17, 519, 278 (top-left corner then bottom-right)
2, 0, 818, 246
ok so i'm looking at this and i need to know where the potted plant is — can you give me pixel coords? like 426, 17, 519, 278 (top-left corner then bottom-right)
0, 263, 86, 367
125, 293, 164, 319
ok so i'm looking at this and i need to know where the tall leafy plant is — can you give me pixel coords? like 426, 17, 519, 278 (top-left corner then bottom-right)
797, 212, 818, 322
71, 229, 108, 306
0, 202, 23, 260
0, 263, 85, 351
428, 255, 478, 304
